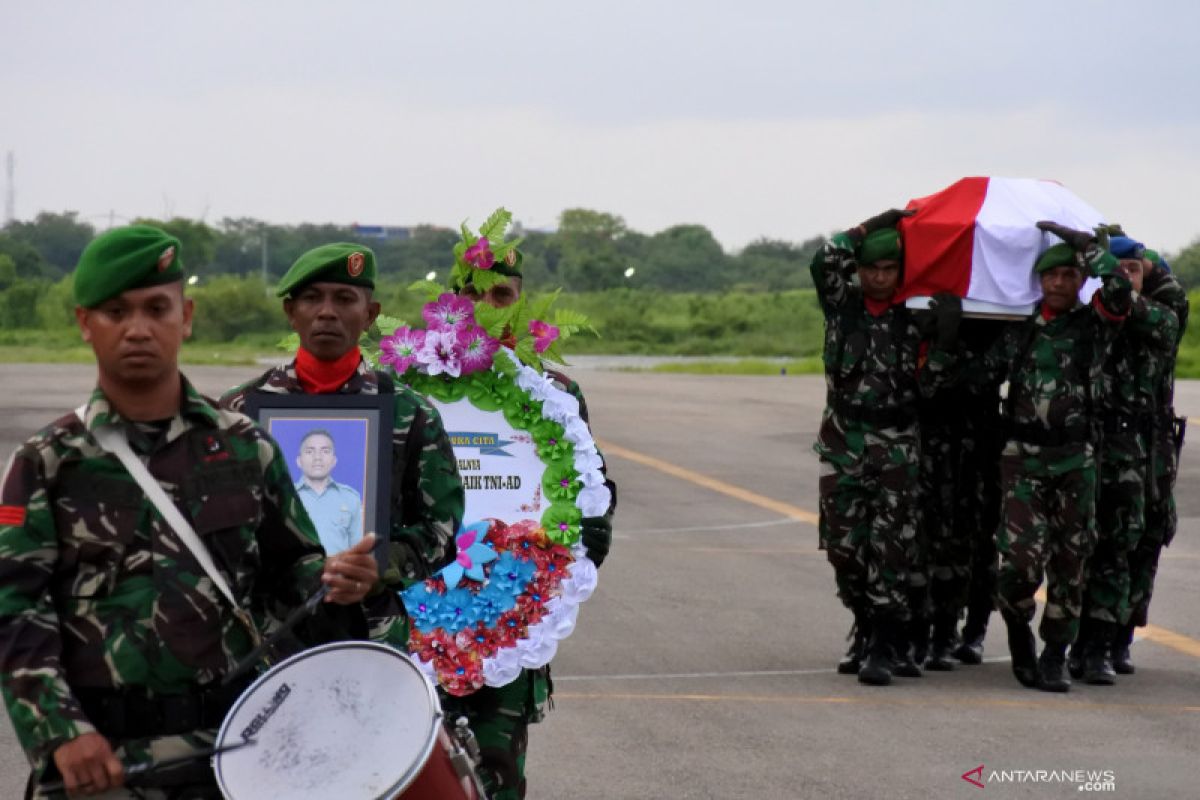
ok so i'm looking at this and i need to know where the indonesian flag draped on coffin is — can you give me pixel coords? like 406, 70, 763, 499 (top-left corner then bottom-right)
895, 177, 1106, 314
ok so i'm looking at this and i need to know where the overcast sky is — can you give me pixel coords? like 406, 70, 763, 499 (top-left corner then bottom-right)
4, 1, 1198, 253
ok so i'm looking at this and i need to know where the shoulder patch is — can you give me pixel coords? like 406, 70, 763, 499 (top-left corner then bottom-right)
0, 505, 26, 526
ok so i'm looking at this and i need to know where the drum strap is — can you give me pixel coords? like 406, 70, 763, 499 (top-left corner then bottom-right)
79, 407, 263, 648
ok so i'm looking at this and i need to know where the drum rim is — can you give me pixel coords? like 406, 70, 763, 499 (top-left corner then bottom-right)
213, 640, 444, 800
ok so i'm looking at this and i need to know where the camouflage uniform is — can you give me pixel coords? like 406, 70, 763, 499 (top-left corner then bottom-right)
221, 359, 464, 647
0, 379, 365, 798
811, 234, 954, 627
970, 254, 1131, 645
441, 369, 616, 800
1127, 269, 1189, 632
1085, 293, 1178, 630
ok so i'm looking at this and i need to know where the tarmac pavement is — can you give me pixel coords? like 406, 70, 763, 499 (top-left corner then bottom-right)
0, 364, 1196, 799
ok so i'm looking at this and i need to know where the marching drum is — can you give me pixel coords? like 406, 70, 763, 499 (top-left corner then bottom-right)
214, 641, 481, 799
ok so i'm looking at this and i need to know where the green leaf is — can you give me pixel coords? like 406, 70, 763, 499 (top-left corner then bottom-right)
406, 280, 445, 302
472, 301, 513, 338
278, 332, 300, 353
540, 340, 568, 365
529, 288, 560, 322
478, 207, 512, 241
374, 314, 406, 335
492, 349, 518, 377
468, 269, 505, 292
514, 338, 539, 369
459, 221, 475, 244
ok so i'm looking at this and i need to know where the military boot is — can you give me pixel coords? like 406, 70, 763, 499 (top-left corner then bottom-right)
924, 613, 959, 672
858, 626, 894, 687
1067, 619, 1090, 681
1037, 641, 1071, 693
953, 599, 992, 665
908, 612, 930, 668
837, 612, 871, 675
891, 628, 923, 679
1002, 610, 1037, 688
1111, 624, 1136, 675
1083, 622, 1117, 686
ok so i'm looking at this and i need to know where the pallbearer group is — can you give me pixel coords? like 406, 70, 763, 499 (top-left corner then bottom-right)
813, 210, 1187, 691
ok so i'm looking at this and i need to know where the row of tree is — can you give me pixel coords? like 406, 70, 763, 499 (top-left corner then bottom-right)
0, 209, 826, 295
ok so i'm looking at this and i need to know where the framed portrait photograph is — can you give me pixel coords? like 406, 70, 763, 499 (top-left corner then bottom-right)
243, 393, 393, 565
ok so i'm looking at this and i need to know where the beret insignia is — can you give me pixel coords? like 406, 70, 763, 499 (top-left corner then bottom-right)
157, 246, 176, 272
347, 252, 365, 277
505, 249, 518, 267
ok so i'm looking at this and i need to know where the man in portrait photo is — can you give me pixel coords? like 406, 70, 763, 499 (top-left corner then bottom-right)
294, 428, 364, 553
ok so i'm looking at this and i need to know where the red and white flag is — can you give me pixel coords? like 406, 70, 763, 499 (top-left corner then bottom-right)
897, 177, 1106, 314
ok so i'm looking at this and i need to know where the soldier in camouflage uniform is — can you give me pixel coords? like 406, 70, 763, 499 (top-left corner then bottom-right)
812, 208, 960, 687
966, 222, 1132, 692
0, 226, 376, 799
1118, 245, 1189, 674
220, 243, 464, 651
441, 254, 616, 800
1070, 235, 1179, 685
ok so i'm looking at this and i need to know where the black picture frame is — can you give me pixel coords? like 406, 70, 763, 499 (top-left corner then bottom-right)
244, 392, 393, 568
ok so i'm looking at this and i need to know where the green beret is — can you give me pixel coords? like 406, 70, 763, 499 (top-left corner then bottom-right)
1034, 243, 1080, 274
858, 229, 902, 265
462, 249, 524, 288
276, 243, 376, 297
74, 225, 184, 308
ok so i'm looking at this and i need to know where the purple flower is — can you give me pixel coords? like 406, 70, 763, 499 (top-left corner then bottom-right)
529, 320, 560, 354
379, 326, 426, 374
423, 293, 476, 331
464, 237, 495, 270
418, 328, 463, 378
458, 325, 500, 375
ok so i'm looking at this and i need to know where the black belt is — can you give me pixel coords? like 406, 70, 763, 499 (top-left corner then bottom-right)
831, 400, 916, 429
1004, 421, 1091, 447
76, 676, 254, 740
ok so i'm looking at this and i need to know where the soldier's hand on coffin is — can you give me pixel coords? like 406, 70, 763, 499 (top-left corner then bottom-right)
1035, 220, 1095, 252
323, 532, 379, 604
929, 292, 962, 348
848, 208, 915, 241
580, 516, 612, 568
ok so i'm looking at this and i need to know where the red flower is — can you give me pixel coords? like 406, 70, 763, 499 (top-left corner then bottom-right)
436, 648, 485, 696
455, 623, 504, 660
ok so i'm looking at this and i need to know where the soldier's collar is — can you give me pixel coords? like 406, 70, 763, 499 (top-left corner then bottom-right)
81, 376, 220, 434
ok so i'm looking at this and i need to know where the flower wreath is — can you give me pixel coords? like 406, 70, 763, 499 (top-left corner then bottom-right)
362, 208, 610, 695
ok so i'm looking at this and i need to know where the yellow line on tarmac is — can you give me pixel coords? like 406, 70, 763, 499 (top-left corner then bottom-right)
1142, 624, 1200, 659
596, 439, 819, 525
554, 691, 1200, 714
601, 441, 1200, 662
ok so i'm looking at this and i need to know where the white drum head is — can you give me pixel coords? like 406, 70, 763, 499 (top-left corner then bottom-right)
214, 641, 441, 800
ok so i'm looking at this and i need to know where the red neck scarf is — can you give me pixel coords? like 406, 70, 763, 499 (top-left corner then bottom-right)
295, 347, 361, 394
864, 297, 892, 317
1040, 305, 1060, 322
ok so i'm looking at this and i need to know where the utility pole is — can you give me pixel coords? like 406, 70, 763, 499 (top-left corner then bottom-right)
4, 151, 14, 225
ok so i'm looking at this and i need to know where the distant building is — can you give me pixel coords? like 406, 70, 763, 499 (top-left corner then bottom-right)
350, 223, 412, 241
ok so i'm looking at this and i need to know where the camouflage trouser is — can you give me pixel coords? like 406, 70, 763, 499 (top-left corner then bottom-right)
1084, 437, 1146, 625
440, 666, 551, 800
995, 453, 1098, 644
1129, 428, 1179, 627
919, 426, 970, 618
818, 436, 919, 619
